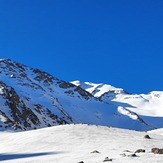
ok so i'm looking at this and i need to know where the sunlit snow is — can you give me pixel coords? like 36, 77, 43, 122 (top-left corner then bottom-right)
0, 124, 163, 163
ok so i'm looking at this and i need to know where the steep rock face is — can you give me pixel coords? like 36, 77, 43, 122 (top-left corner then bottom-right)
0, 59, 163, 131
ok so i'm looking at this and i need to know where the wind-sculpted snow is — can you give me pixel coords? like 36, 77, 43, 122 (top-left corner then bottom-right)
0, 59, 163, 131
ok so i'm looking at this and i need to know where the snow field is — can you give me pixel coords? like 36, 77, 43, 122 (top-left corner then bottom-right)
1, 124, 163, 163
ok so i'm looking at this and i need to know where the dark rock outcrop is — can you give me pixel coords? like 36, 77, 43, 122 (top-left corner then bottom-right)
151, 148, 163, 154
103, 157, 113, 162
91, 150, 100, 154
144, 135, 151, 139
135, 149, 145, 153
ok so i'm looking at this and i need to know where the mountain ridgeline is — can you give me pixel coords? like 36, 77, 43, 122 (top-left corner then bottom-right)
0, 59, 163, 131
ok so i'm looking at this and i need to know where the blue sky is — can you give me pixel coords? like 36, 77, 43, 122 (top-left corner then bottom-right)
0, 0, 163, 93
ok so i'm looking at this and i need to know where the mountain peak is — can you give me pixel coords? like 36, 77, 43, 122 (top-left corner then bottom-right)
0, 58, 11, 62
0, 60, 163, 131
71, 80, 125, 97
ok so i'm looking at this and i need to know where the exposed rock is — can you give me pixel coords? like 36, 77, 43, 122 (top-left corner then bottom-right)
135, 149, 145, 153
33, 68, 56, 85
151, 148, 163, 154
74, 86, 93, 100
59, 82, 74, 89
121, 152, 139, 158
0, 81, 41, 130
144, 135, 151, 139
128, 153, 138, 157
91, 150, 100, 153
103, 157, 113, 162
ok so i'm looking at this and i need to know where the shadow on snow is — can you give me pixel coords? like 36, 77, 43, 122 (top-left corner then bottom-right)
0, 152, 60, 161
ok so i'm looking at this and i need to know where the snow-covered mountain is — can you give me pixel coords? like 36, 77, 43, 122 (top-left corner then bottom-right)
71, 81, 163, 117
1, 124, 163, 163
71, 80, 125, 97
0, 59, 163, 131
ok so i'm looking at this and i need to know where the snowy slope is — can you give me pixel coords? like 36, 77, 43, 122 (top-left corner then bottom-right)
71, 80, 124, 97
72, 81, 163, 127
113, 91, 163, 116
72, 81, 163, 117
0, 124, 163, 163
0, 59, 163, 131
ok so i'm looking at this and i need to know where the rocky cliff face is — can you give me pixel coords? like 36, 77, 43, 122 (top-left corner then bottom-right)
0, 59, 163, 131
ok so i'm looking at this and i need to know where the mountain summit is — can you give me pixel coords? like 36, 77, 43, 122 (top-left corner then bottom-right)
0, 59, 163, 131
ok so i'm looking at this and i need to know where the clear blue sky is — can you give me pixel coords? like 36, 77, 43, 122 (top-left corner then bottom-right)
0, 0, 163, 93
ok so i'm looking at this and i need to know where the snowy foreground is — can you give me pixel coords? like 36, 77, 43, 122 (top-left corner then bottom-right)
1, 124, 163, 163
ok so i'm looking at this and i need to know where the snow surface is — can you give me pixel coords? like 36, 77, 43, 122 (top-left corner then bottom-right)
1, 124, 163, 163
118, 106, 138, 120
111, 91, 163, 117
72, 81, 163, 117
0, 87, 4, 95
71, 81, 123, 97
148, 128, 163, 136
1, 59, 161, 131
